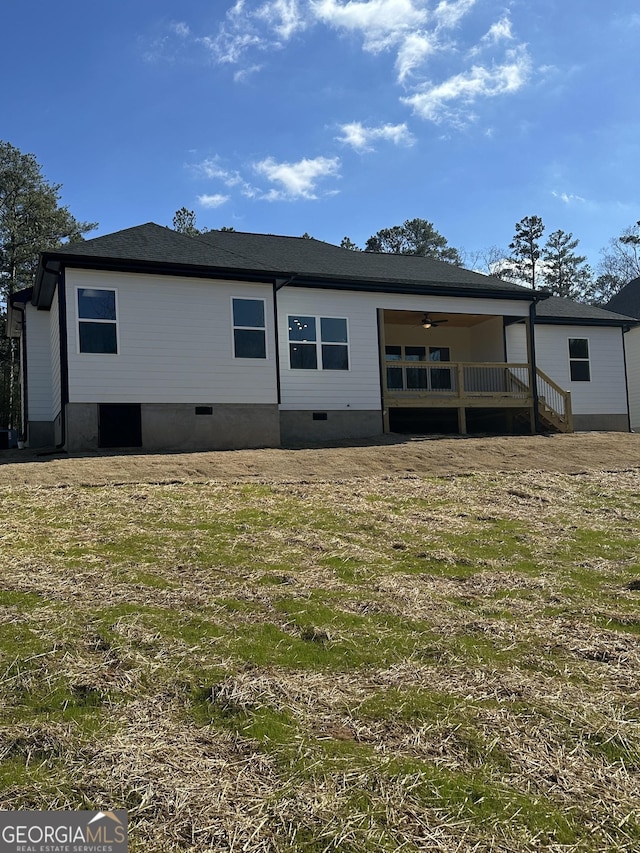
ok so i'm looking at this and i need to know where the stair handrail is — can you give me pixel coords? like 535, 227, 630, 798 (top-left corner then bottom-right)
535, 368, 573, 431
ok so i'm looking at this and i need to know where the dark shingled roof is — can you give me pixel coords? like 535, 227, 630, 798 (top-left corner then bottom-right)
605, 277, 640, 320
47, 222, 259, 271
42, 225, 640, 324
45, 223, 533, 296
192, 229, 530, 293
535, 294, 637, 325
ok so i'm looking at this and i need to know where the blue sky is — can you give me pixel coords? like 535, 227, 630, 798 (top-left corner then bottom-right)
3, 0, 640, 269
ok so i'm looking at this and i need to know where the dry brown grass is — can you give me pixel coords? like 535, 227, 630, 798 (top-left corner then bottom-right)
1, 431, 640, 487
0, 434, 639, 851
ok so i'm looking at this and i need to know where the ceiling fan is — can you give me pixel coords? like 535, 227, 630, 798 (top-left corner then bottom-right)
420, 313, 448, 329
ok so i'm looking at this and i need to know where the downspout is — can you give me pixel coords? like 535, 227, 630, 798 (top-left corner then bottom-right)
20, 307, 28, 443
528, 297, 542, 434
621, 324, 633, 433
273, 275, 298, 406
56, 269, 68, 450
9, 300, 28, 442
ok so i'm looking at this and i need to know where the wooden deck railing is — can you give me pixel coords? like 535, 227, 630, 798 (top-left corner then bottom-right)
384, 361, 532, 399
383, 360, 573, 432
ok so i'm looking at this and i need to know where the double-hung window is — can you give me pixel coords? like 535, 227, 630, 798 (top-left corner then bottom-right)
288, 315, 349, 370
233, 298, 266, 358
77, 288, 118, 354
569, 338, 590, 381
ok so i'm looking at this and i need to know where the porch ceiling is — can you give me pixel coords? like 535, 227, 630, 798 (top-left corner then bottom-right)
383, 310, 497, 328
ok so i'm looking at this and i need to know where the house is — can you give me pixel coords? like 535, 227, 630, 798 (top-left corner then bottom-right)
6, 223, 636, 451
606, 276, 640, 430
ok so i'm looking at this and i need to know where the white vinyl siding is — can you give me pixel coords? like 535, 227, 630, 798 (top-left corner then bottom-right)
504, 323, 528, 364
624, 327, 640, 430
65, 269, 277, 404
50, 294, 61, 418
278, 289, 529, 411
25, 304, 54, 420
506, 323, 628, 415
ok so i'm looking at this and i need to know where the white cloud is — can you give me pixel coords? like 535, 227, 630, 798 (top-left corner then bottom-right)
203, 0, 307, 65
311, 0, 429, 52
172, 22, 191, 38
433, 0, 476, 30
481, 14, 513, 45
402, 45, 532, 123
194, 158, 244, 185
396, 31, 438, 83
169, 2, 534, 135
234, 63, 264, 82
552, 190, 587, 205
337, 121, 415, 151
198, 193, 231, 208
253, 155, 341, 199
255, 0, 307, 39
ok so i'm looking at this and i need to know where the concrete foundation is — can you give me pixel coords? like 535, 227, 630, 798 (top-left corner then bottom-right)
279, 409, 383, 445
141, 403, 280, 451
572, 413, 630, 432
27, 420, 56, 448
63, 402, 280, 452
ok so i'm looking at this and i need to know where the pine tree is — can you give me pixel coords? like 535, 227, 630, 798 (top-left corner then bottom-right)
364, 218, 461, 264
0, 141, 96, 299
541, 229, 592, 300
0, 141, 96, 429
504, 215, 545, 289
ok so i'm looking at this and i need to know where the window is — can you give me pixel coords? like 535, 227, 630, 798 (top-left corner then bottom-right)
77, 288, 118, 353
385, 344, 453, 391
429, 347, 450, 362
569, 338, 590, 381
233, 298, 266, 358
288, 315, 349, 370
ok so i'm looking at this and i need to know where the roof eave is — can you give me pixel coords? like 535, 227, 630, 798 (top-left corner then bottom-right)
38, 251, 544, 302
534, 316, 639, 329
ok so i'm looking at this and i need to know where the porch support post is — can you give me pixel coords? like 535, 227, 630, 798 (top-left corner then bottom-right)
376, 308, 390, 433
525, 299, 542, 435
456, 362, 466, 434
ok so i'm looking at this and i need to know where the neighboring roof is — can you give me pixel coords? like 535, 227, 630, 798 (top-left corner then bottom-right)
605, 277, 640, 320
532, 294, 638, 327
38, 222, 538, 301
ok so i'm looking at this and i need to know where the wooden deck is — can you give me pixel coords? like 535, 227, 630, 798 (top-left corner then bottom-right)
382, 361, 573, 434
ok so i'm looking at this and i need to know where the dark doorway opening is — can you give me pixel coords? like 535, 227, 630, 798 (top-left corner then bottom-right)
98, 404, 142, 448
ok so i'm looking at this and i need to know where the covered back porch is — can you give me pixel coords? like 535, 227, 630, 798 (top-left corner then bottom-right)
378, 309, 572, 434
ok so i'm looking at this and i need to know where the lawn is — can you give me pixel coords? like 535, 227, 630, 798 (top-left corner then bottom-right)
0, 446, 639, 851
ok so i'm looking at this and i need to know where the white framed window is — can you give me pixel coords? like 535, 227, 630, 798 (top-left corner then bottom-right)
385, 344, 452, 390
77, 287, 118, 354
232, 298, 266, 359
288, 315, 349, 370
569, 338, 590, 381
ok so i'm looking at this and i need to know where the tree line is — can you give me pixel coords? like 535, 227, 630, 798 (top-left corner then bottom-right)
0, 141, 96, 431
2, 139, 640, 431
336, 215, 640, 306
175, 206, 640, 306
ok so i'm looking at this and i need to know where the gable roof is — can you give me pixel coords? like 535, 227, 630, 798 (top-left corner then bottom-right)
605, 277, 640, 320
